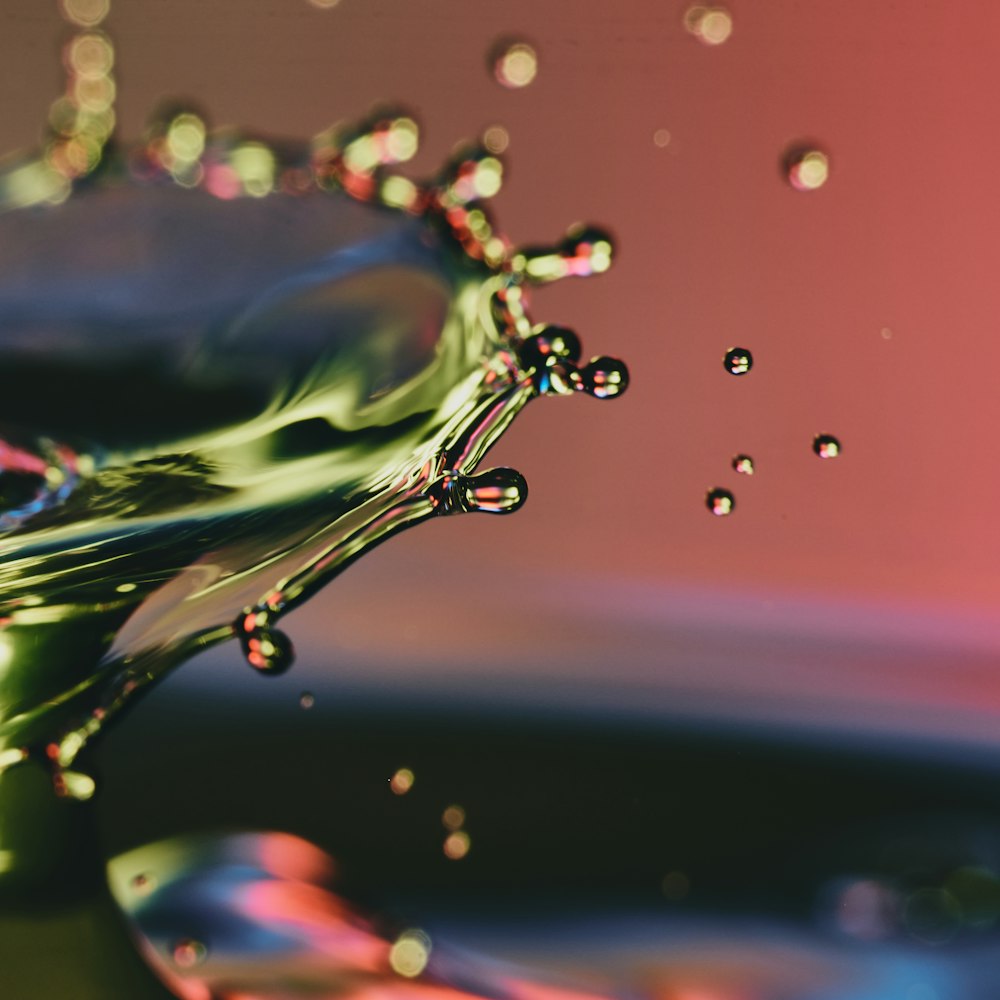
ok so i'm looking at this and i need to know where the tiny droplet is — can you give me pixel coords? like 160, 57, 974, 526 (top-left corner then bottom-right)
813, 434, 841, 459
442, 805, 466, 831
723, 347, 753, 375
299, 691, 315, 709
684, 6, 733, 45
784, 147, 829, 191
172, 939, 208, 969
483, 125, 510, 154
444, 830, 471, 860
491, 40, 538, 89
653, 128, 671, 148
131, 873, 157, 895
706, 488, 735, 516
390, 767, 415, 795
732, 454, 755, 476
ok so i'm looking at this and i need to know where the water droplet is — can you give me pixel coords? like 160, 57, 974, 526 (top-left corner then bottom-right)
442, 805, 465, 831
580, 356, 629, 399
437, 145, 504, 205
813, 434, 841, 459
784, 146, 829, 191
390, 768, 415, 795
732, 454, 755, 475
432, 468, 527, 515
61, 0, 110, 29
239, 617, 295, 675
171, 938, 208, 969
299, 691, 315, 709
482, 125, 510, 154
684, 6, 733, 45
653, 128, 672, 148
723, 347, 753, 375
881, 326, 893, 340
491, 39, 538, 89
389, 929, 432, 978
443, 830, 471, 860
706, 488, 735, 516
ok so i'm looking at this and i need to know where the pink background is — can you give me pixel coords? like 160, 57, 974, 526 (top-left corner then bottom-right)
3, 1, 1000, 746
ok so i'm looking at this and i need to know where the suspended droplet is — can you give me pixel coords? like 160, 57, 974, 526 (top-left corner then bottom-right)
442, 804, 466, 831
813, 434, 841, 459
443, 830, 471, 860
784, 147, 829, 191
684, 6, 733, 45
706, 487, 735, 516
299, 691, 315, 709
437, 144, 504, 206
491, 39, 538, 89
512, 224, 615, 283
389, 929, 432, 978
390, 768, 415, 795
723, 347, 753, 375
732, 454, 755, 475
580, 356, 629, 399
482, 125, 510, 154
171, 939, 208, 969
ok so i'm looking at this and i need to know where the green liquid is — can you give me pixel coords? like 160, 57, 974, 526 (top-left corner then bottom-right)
0, 113, 626, 997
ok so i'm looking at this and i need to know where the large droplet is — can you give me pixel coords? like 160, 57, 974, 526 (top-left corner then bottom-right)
723, 347, 753, 376
732, 454, 755, 475
490, 39, 538, 89
784, 147, 829, 191
813, 433, 841, 459
706, 487, 735, 516
459, 468, 528, 514
239, 612, 295, 675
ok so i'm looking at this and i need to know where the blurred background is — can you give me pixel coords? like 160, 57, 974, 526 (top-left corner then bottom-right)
5, 2, 1000, 999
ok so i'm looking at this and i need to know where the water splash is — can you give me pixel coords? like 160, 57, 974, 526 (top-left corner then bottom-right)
0, 90, 627, 790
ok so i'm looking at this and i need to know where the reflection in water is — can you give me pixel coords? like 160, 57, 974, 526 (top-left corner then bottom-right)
108, 830, 999, 1000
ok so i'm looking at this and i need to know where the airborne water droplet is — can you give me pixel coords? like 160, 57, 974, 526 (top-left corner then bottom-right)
299, 691, 315, 709
684, 6, 733, 45
732, 454, 755, 475
813, 434, 841, 459
390, 768, 415, 795
723, 347, 753, 375
784, 147, 829, 191
490, 39, 538, 89
706, 487, 735, 516
443, 830, 471, 860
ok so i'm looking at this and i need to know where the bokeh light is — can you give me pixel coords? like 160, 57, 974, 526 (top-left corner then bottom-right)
390, 767, 414, 795
61, 0, 109, 28
684, 6, 733, 46
492, 40, 538, 89
389, 929, 431, 978
483, 125, 510, 154
785, 147, 830, 191
443, 830, 471, 860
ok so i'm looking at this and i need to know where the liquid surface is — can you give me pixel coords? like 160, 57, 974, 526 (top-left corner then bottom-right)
0, 114, 627, 783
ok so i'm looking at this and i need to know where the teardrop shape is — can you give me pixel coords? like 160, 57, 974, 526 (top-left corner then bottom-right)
459, 467, 527, 514
240, 624, 295, 675
580, 356, 629, 399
